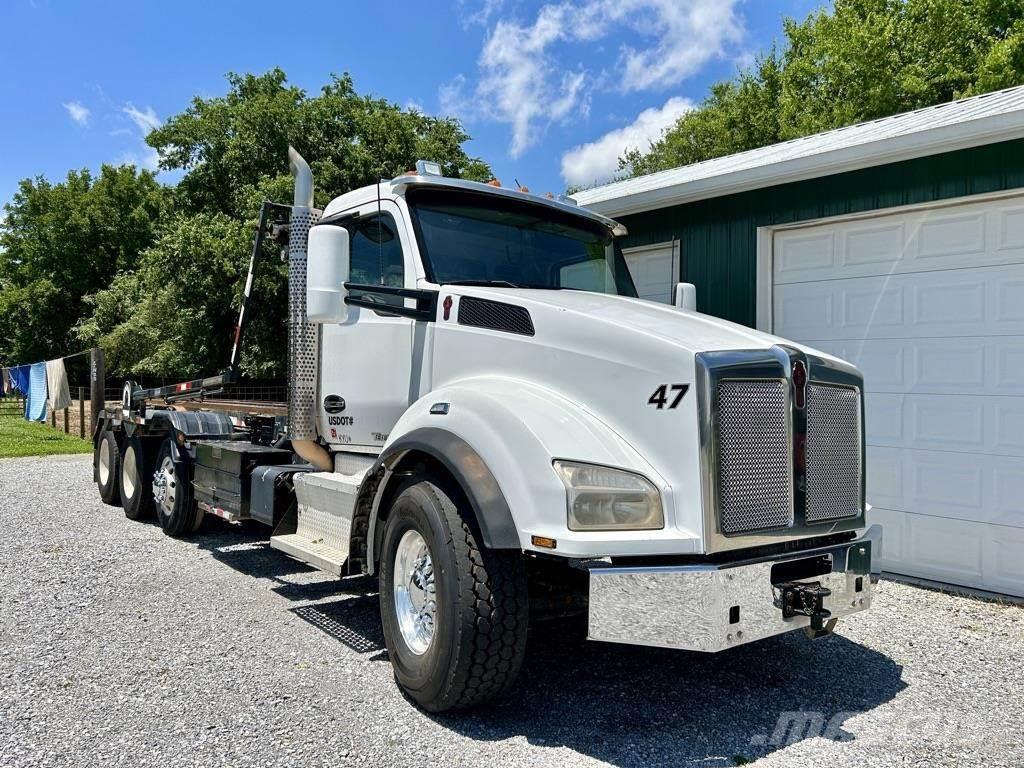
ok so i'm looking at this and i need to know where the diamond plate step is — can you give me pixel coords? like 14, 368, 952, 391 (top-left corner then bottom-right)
270, 533, 349, 576
270, 469, 368, 576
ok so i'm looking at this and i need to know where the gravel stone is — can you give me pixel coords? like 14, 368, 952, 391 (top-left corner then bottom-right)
1, 454, 1022, 767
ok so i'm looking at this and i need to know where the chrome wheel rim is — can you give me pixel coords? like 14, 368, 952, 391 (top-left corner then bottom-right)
98, 439, 111, 486
152, 455, 176, 518
393, 529, 436, 655
122, 445, 137, 499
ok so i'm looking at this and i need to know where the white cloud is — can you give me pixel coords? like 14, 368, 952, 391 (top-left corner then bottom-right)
561, 96, 693, 187
458, 0, 504, 28
122, 103, 162, 134
449, 0, 742, 157
63, 101, 90, 125
116, 103, 163, 171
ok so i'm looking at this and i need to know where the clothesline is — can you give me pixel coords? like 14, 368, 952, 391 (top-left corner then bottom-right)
1, 348, 94, 422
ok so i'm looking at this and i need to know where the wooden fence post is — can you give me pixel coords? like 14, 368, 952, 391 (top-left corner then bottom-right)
79, 387, 86, 439
90, 348, 104, 436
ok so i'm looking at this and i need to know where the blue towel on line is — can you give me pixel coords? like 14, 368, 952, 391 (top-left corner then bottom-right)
11, 365, 30, 395
27, 362, 47, 422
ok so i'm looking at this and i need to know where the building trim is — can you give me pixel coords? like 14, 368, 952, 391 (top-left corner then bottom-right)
576, 87, 1024, 218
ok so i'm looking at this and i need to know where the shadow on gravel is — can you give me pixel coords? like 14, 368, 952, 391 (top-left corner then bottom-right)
184, 521, 905, 766
431, 618, 906, 768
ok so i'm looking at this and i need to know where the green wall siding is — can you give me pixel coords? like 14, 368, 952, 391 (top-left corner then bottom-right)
618, 139, 1024, 327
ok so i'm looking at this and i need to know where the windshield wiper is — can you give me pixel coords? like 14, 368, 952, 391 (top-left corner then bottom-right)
444, 279, 523, 288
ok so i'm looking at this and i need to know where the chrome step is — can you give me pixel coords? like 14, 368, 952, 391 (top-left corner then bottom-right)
270, 469, 367, 576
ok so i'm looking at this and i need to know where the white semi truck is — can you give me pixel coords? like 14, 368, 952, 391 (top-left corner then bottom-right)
93, 148, 880, 712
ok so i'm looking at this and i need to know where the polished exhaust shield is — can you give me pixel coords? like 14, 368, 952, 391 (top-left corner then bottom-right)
286, 147, 331, 470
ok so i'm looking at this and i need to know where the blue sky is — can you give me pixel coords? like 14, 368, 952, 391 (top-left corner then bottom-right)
0, 0, 826, 210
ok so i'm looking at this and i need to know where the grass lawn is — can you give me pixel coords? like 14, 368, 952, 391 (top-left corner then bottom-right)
0, 410, 93, 458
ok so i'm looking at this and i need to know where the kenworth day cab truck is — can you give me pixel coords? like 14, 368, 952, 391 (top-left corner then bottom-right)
93, 148, 880, 712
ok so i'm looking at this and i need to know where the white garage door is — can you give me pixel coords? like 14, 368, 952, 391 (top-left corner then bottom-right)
623, 242, 676, 303
771, 193, 1024, 597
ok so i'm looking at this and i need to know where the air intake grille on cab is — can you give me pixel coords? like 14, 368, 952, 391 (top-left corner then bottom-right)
805, 384, 862, 521
457, 297, 535, 336
716, 379, 793, 534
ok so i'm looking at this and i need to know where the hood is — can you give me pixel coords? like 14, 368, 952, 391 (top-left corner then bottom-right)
454, 287, 834, 359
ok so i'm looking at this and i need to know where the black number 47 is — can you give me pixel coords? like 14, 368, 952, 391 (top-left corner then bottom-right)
648, 384, 689, 410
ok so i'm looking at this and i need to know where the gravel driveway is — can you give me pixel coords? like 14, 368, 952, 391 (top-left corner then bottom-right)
1, 455, 1021, 767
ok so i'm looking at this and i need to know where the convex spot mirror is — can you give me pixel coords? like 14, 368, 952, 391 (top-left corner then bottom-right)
674, 282, 697, 311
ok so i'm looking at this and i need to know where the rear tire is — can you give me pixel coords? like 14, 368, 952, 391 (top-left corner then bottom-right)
95, 430, 121, 506
379, 478, 528, 712
119, 434, 154, 520
153, 439, 202, 537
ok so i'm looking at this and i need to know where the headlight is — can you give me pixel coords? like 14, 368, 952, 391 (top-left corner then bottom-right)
553, 460, 664, 531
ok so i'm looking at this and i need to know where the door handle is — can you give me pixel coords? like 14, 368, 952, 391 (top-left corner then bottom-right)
323, 395, 346, 414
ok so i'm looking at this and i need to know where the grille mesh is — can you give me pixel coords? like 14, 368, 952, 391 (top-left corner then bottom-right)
805, 384, 862, 521
716, 380, 793, 534
457, 296, 535, 336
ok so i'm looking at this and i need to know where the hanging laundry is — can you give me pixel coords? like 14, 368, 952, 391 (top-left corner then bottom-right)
11, 365, 30, 395
46, 358, 72, 411
1, 367, 9, 397
27, 362, 48, 422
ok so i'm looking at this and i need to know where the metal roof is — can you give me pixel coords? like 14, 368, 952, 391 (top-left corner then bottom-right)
573, 85, 1024, 217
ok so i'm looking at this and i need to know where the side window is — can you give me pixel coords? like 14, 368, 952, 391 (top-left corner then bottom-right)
348, 213, 405, 308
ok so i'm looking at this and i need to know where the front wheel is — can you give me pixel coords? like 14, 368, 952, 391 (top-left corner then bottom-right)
379, 479, 528, 712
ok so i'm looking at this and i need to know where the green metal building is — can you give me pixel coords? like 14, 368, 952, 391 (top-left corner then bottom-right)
575, 86, 1024, 598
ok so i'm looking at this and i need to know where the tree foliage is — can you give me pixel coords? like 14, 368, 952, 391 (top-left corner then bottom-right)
42, 69, 489, 378
0, 166, 165, 365
623, 0, 1024, 177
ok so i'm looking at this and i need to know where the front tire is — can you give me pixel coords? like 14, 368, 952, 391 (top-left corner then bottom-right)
95, 430, 121, 506
379, 478, 528, 712
153, 439, 203, 537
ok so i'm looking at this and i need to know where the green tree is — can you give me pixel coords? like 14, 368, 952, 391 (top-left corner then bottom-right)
0, 165, 165, 365
622, 0, 1024, 178
77, 69, 491, 378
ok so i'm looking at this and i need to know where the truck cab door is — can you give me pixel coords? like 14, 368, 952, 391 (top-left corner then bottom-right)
318, 201, 417, 450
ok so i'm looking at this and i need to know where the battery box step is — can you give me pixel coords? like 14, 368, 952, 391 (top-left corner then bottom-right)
269, 469, 368, 576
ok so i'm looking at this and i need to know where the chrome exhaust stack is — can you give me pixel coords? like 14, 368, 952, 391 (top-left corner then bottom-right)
286, 146, 331, 471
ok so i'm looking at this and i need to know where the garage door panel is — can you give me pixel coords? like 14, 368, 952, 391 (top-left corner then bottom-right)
820, 337, 1024, 396
867, 393, 1024, 458
867, 447, 1024, 528
873, 509, 1024, 597
984, 525, 1024, 596
913, 210, 986, 259
775, 265, 1024, 340
870, 507, 905, 570
774, 196, 1024, 285
772, 193, 1024, 596
623, 244, 674, 304
905, 513, 985, 585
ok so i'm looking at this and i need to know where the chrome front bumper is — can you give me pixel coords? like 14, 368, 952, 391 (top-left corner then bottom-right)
586, 525, 881, 653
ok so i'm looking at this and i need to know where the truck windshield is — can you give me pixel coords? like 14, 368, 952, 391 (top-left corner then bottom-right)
407, 189, 638, 296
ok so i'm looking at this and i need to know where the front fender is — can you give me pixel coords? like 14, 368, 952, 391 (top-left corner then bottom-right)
368, 376, 670, 561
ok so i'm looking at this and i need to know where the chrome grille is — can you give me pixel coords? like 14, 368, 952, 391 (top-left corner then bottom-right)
716, 380, 793, 534
805, 384, 862, 521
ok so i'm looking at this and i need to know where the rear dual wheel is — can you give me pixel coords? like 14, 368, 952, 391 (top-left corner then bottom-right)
120, 434, 154, 520
152, 439, 203, 537
95, 430, 121, 506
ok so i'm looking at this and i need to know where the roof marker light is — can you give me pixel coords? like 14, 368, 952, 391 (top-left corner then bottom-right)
415, 160, 442, 176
